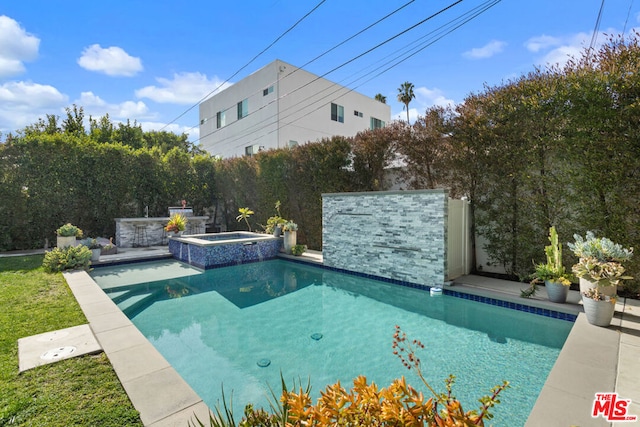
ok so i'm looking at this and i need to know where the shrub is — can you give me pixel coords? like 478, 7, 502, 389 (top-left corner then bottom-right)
290, 244, 307, 256
43, 245, 92, 272
56, 223, 83, 237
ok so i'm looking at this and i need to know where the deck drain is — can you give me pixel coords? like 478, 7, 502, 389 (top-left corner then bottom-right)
36, 330, 70, 342
310, 333, 323, 341
257, 358, 271, 368
40, 346, 77, 361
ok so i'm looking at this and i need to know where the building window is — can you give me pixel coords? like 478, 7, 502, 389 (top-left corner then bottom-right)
263, 86, 274, 96
370, 117, 385, 130
331, 103, 344, 123
237, 99, 248, 119
245, 144, 263, 156
370, 117, 385, 129
354, 110, 363, 118
216, 111, 226, 128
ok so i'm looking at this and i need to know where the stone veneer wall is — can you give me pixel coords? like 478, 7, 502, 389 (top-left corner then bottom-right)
115, 217, 208, 248
322, 190, 448, 286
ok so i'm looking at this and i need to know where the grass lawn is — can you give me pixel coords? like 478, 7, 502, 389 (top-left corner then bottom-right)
0, 255, 142, 426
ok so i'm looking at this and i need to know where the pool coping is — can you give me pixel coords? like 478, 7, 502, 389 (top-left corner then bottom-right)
64, 251, 640, 426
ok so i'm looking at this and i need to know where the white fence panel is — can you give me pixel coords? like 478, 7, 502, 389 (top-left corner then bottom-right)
447, 198, 471, 280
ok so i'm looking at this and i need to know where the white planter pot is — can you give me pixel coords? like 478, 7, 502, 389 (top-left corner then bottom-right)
283, 230, 297, 254
582, 296, 616, 327
579, 277, 616, 297
56, 235, 77, 248
545, 280, 569, 303
90, 248, 101, 262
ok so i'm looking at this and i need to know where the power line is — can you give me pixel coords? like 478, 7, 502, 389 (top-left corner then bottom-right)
192, 0, 420, 135
179, 0, 417, 137
232, 0, 502, 152
199, 0, 500, 153
195, 0, 465, 148
159, 0, 327, 131
623, 0, 634, 35
588, 0, 605, 53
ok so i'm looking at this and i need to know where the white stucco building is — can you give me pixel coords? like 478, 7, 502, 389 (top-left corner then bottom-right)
198, 59, 391, 158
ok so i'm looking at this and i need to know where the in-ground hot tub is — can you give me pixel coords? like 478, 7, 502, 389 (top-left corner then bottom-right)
168, 232, 283, 269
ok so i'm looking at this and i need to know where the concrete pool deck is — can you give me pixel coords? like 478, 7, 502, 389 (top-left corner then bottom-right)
9, 247, 639, 426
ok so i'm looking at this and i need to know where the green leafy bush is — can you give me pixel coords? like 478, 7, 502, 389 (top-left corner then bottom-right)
290, 244, 307, 256
43, 245, 92, 272
56, 223, 83, 237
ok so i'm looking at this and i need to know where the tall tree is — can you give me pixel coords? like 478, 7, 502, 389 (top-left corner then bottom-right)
62, 104, 86, 136
397, 81, 416, 124
374, 93, 387, 104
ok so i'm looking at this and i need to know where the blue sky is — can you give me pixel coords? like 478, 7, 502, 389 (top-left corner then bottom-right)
1, 0, 637, 143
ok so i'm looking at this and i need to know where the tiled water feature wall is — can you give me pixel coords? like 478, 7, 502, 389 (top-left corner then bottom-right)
322, 190, 448, 286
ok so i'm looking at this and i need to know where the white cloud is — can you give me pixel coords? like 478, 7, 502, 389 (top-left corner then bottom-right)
524, 31, 610, 68
0, 81, 67, 132
76, 91, 153, 120
0, 15, 40, 78
77, 44, 143, 77
463, 40, 506, 59
135, 72, 232, 104
138, 121, 199, 140
525, 35, 561, 53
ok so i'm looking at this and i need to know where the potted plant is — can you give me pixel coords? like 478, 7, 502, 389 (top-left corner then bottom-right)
236, 207, 254, 232
581, 287, 617, 327
102, 237, 117, 255
568, 231, 633, 296
56, 223, 83, 248
87, 238, 102, 262
529, 227, 572, 303
165, 213, 188, 235
568, 231, 633, 327
291, 244, 307, 256
282, 221, 298, 254
264, 201, 287, 237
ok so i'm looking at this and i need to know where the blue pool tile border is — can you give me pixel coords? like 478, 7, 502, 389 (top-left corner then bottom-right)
283, 256, 577, 322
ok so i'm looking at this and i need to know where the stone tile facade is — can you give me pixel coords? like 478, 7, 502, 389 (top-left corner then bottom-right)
168, 236, 282, 269
322, 190, 448, 286
115, 217, 209, 248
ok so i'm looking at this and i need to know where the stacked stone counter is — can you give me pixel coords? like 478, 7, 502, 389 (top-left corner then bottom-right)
115, 217, 209, 248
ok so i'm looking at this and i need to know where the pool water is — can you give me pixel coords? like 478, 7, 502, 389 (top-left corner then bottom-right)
91, 259, 573, 426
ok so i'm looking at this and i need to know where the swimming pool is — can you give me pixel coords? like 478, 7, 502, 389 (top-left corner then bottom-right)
90, 259, 573, 426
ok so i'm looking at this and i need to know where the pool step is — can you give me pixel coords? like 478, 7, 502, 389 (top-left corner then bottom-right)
117, 293, 154, 312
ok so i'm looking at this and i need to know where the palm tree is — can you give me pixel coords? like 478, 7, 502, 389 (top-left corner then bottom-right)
236, 207, 254, 231
397, 81, 415, 124
374, 93, 387, 104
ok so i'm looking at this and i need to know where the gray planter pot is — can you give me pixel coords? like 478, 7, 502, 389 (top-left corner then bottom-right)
283, 230, 297, 254
90, 248, 101, 262
56, 235, 77, 248
579, 277, 616, 297
582, 295, 616, 327
545, 280, 569, 303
